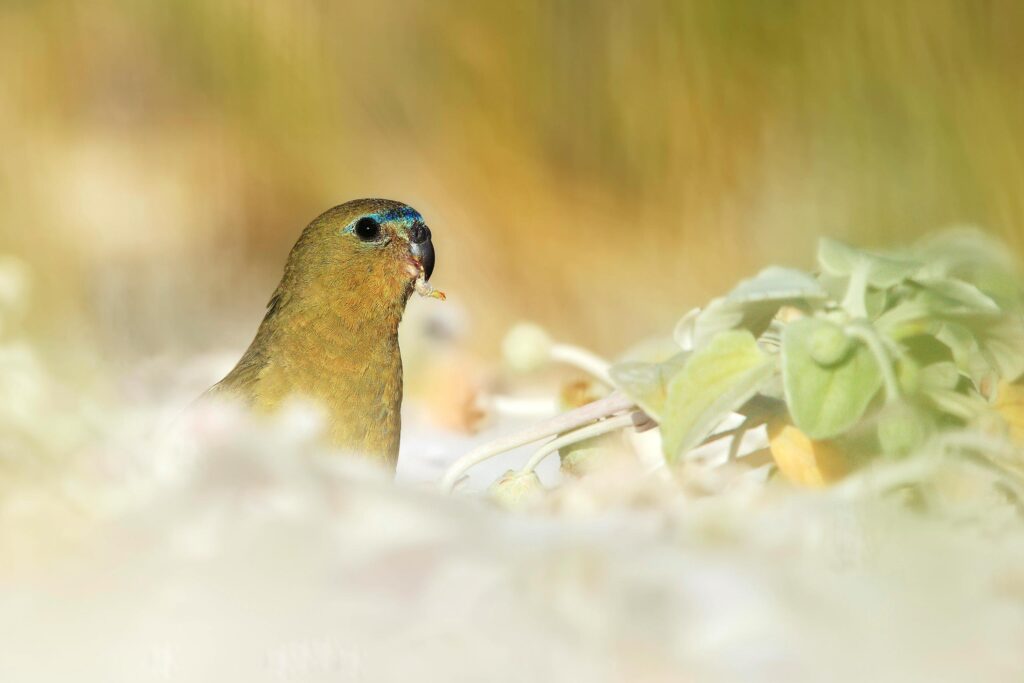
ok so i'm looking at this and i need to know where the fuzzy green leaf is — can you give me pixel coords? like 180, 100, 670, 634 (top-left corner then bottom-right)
874, 301, 938, 340
940, 314, 1024, 383
781, 318, 884, 439
915, 277, 1000, 315
691, 297, 780, 349
806, 319, 854, 366
877, 403, 932, 457
915, 228, 1024, 310
923, 388, 991, 422
969, 313, 1024, 381
726, 266, 828, 304
661, 330, 775, 462
918, 361, 961, 392
686, 267, 828, 350
818, 237, 921, 287
610, 353, 689, 422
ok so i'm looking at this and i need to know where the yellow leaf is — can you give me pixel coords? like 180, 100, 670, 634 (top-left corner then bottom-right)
767, 418, 851, 488
994, 381, 1024, 446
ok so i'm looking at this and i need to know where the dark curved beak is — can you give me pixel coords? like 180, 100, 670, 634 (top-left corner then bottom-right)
409, 223, 434, 280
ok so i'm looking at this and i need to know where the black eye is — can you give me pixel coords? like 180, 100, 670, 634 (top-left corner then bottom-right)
354, 217, 381, 241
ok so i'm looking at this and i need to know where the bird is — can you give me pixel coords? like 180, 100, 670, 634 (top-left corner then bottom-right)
207, 198, 441, 470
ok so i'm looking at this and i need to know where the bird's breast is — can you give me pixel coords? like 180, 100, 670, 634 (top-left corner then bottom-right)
252, 322, 405, 466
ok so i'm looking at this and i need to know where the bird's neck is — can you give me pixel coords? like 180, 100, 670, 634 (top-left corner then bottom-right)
263, 280, 410, 374
243, 280, 411, 464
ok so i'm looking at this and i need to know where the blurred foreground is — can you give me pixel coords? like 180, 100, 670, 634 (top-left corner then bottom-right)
2, 247, 1024, 681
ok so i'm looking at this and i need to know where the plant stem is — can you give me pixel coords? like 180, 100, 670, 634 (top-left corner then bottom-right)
841, 261, 870, 318
845, 320, 901, 404
519, 412, 638, 475
438, 391, 636, 493
488, 395, 560, 419
699, 418, 766, 449
727, 420, 752, 462
550, 343, 613, 385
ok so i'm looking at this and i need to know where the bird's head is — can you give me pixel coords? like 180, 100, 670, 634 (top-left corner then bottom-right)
278, 198, 438, 316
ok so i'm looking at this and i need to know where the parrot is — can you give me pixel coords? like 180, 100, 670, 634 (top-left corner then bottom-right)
207, 198, 441, 470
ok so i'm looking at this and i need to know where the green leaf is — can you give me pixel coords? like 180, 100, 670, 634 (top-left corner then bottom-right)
684, 268, 827, 351
820, 273, 889, 320
915, 228, 1024, 311
895, 339, 957, 394
874, 300, 938, 339
617, 335, 684, 364
726, 266, 828, 304
672, 307, 701, 348
610, 352, 689, 421
895, 355, 922, 395
914, 277, 1000, 315
901, 333, 954, 364
918, 361, 961, 392
941, 314, 1024, 383
781, 318, 884, 439
915, 228, 1017, 273
818, 237, 921, 287
922, 388, 991, 422
817, 238, 862, 277
877, 403, 932, 457
805, 319, 853, 366
970, 313, 1024, 381
935, 322, 976, 366
864, 287, 890, 319
691, 296, 780, 348
661, 330, 775, 462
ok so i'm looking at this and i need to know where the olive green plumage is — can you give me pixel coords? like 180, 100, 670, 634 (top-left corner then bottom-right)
209, 198, 436, 470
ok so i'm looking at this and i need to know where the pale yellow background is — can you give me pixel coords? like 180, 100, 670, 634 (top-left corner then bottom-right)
3, 1, 1022, 359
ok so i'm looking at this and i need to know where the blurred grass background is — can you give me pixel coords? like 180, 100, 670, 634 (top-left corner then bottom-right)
3, 0, 1024, 363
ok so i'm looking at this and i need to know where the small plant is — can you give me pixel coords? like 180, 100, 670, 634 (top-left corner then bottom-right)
442, 229, 1024, 498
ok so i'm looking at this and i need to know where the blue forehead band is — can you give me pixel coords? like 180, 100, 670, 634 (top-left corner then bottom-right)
342, 206, 423, 234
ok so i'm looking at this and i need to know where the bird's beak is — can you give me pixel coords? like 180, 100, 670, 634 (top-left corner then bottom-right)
409, 224, 435, 280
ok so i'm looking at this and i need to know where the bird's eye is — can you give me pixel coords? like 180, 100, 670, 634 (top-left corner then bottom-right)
354, 217, 381, 241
